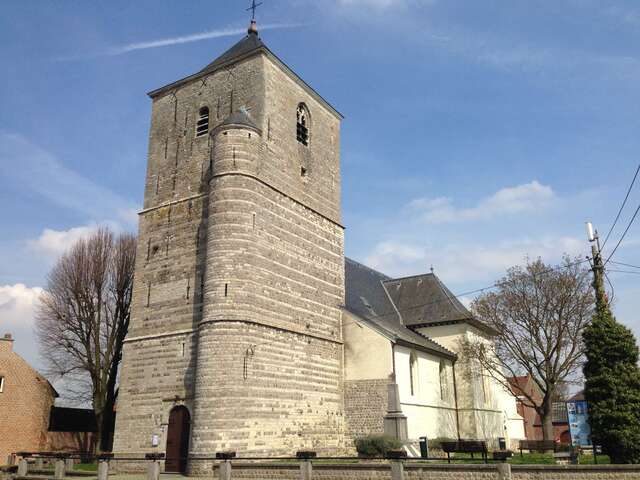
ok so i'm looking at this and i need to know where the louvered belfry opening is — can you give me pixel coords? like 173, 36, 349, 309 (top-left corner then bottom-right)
196, 106, 210, 137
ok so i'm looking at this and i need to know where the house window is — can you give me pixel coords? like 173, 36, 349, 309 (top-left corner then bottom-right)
296, 104, 309, 146
409, 352, 418, 396
0, 376, 4, 393
196, 107, 209, 137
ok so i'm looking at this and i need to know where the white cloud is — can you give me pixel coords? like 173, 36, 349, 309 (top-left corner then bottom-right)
365, 235, 585, 284
27, 224, 100, 259
0, 284, 43, 328
408, 181, 556, 224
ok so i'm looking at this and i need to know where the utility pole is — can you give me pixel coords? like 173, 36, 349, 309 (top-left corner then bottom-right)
586, 222, 608, 312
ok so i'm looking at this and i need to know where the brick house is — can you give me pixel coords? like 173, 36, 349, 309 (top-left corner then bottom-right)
0, 333, 57, 463
0, 333, 97, 463
508, 375, 571, 443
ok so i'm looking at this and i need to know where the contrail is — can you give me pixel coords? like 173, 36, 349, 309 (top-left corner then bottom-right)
54, 23, 305, 61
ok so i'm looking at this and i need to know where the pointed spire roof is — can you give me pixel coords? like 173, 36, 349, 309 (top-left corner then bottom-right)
199, 21, 266, 75
147, 21, 342, 119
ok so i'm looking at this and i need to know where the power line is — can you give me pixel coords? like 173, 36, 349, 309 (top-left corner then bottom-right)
609, 260, 640, 270
602, 163, 640, 250
604, 271, 615, 303
607, 269, 640, 275
604, 202, 640, 266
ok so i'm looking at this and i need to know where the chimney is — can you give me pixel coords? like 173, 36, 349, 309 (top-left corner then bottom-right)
0, 333, 14, 354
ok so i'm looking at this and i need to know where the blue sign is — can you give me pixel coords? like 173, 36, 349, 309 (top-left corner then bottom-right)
566, 400, 591, 447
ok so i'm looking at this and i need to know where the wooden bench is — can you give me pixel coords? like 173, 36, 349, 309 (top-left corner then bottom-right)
441, 441, 488, 463
518, 440, 557, 456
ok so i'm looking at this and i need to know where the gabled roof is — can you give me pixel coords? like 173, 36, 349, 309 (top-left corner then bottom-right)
344, 258, 456, 359
383, 273, 496, 335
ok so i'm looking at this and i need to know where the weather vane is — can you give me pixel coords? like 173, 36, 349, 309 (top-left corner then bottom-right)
246, 0, 263, 21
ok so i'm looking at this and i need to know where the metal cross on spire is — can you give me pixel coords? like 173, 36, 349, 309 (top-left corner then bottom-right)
246, 0, 263, 21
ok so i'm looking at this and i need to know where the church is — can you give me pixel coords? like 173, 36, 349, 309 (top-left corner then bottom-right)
112, 19, 524, 472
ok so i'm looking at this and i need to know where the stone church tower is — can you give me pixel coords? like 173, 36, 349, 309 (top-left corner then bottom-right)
112, 21, 345, 469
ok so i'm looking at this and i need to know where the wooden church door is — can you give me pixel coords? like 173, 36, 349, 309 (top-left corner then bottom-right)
165, 406, 190, 473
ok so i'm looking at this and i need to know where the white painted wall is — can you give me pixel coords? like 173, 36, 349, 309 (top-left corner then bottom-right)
417, 323, 525, 446
394, 345, 458, 440
342, 311, 393, 381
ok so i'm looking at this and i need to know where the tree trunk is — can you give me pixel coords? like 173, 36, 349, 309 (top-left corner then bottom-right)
540, 401, 555, 451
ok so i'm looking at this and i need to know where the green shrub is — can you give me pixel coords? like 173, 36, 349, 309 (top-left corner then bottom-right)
354, 435, 403, 458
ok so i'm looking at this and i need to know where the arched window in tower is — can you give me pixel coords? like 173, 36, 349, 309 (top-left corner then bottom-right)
296, 104, 309, 146
409, 352, 418, 396
196, 106, 209, 137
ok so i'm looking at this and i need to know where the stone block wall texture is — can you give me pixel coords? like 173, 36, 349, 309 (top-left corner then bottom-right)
113, 37, 346, 461
0, 337, 55, 464
344, 379, 389, 440
215, 463, 640, 480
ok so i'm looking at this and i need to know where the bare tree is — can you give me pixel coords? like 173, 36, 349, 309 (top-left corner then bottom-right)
462, 257, 593, 442
37, 227, 136, 452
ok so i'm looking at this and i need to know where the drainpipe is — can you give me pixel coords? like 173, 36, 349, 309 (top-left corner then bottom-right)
452, 359, 461, 441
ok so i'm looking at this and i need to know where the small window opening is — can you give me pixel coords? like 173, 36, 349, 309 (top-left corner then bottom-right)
296, 104, 309, 146
196, 107, 209, 137
439, 360, 448, 401
300, 166, 307, 177
0, 376, 4, 393
409, 352, 418, 396
224, 283, 229, 297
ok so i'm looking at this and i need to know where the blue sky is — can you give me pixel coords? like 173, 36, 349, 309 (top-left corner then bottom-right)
2, 0, 640, 373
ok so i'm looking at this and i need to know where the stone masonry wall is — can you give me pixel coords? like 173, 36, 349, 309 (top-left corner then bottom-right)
113, 53, 264, 454
190, 321, 344, 469
115, 34, 346, 460
217, 462, 640, 480
344, 379, 389, 441
112, 332, 197, 453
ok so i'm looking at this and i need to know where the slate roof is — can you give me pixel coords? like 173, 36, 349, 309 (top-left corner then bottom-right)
344, 258, 455, 359
383, 273, 496, 334
200, 31, 265, 75
219, 108, 259, 130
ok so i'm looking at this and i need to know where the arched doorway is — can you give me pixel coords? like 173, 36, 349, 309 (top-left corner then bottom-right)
165, 406, 190, 473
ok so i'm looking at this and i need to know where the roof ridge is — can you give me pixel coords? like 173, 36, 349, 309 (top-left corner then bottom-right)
383, 272, 436, 283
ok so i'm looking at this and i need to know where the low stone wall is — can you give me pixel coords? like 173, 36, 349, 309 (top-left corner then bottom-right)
218, 462, 640, 480
512, 464, 640, 479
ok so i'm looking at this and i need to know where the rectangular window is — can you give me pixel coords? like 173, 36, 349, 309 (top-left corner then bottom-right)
0, 376, 4, 393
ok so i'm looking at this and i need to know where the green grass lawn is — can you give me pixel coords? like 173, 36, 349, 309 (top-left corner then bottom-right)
74, 463, 98, 472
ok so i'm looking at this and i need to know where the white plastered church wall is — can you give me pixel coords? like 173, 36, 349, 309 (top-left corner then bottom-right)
417, 323, 525, 447
394, 346, 458, 440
